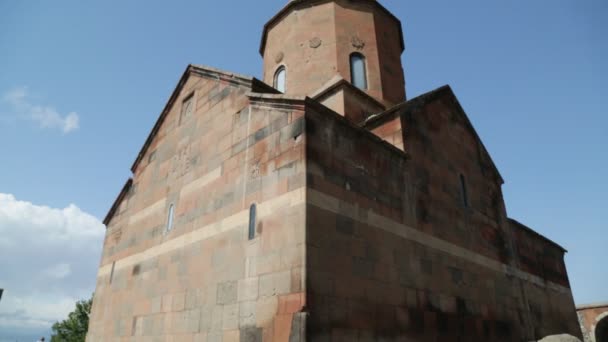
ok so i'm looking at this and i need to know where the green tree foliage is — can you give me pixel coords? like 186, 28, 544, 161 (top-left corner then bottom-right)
50, 295, 92, 342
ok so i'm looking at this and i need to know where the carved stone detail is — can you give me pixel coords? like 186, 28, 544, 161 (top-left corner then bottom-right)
351, 36, 365, 50
170, 145, 192, 179
274, 52, 284, 63
250, 161, 261, 180
309, 37, 322, 48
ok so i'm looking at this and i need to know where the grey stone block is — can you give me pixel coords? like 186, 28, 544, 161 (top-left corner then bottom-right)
210, 305, 223, 332
223, 303, 239, 330
208, 331, 223, 342
186, 309, 201, 333
239, 301, 256, 327
537, 335, 581, 342
238, 278, 259, 302
289, 312, 307, 342
217, 281, 238, 304
143, 315, 155, 336
336, 215, 354, 236
259, 271, 291, 298
186, 288, 200, 309
240, 327, 262, 342
199, 305, 213, 332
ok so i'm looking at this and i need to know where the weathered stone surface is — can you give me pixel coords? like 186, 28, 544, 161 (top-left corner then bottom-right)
538, 334, 582, 342
217, 281, 238, 305
259, 271, 291, 298
238, 278, 259, 302
261, 0, 406, 110
240, 327, 262, 342
87, 1, 580, 341
577, 303, 608, 342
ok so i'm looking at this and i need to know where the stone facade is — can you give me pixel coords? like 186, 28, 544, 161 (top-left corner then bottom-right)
87, 1, 581, 341
577, 304, 608, 342
87, 68, 308, 342
262, 0, 406, 110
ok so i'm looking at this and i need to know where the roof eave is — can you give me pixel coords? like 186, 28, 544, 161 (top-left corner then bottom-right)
130, 65, 276, 174
259, 0, 405, 56
311, 77, 387, 111
363, 85, 505, 184
103, 178, 133, 226
509, 218, 568, 253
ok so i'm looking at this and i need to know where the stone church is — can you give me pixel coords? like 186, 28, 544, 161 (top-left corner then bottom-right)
86, 0, 581, 341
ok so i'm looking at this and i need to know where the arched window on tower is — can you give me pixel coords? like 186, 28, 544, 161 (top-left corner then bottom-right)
350, 53, 367, 90
274, 66, 286, 93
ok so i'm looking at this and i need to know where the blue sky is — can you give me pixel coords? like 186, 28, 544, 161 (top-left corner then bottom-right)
0, 0, 606, 340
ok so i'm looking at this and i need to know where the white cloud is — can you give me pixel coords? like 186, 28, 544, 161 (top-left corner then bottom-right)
0, 193, 104, 338
3, 87, 27, 104
1, 86, 80, 133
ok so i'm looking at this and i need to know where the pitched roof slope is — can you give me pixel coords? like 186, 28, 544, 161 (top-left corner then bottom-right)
130, 64, 278, 173
363, 85, 504, 184
103, 65, 277, 227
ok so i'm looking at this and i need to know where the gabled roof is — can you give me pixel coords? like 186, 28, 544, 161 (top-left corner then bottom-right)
130, 64, 277, 173
259, 0, 405, 55
310, 75, 386, 112
103, 178, 132, 225
363, 85, 505, 184
103, 65, 278, 227
508, 218, 567, 253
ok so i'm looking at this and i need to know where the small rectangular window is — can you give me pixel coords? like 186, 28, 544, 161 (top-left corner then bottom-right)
248, 204, 257, 240
166, 204, 175, 233
460, 174, 469, 208
109, 261, 116, 284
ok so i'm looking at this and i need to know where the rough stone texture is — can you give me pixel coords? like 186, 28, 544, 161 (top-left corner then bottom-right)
538, 335, 582, 342
86, 67, 307, 341
577, 304, 608, 342
306, 95, 581, 340
88, 1, 581, 341
262, 0, 406, 109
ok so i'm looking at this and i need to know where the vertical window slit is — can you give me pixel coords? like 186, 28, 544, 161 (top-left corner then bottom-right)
109, 261, 116, 284
350, 53, 368, 90
248, 203, 257, 240
460, 174, 469, 208
166, 204, 175, 233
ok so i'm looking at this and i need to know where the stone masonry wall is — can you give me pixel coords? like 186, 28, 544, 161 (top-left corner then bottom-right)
511, 220, 570, 288
513, 222, 580, 339
398, 90, 580, 339
304, 91, 580, 340
578, 305, 608, 342
263, 1, 338, 98
262, 0, 405, 107
87, 74, 308, 342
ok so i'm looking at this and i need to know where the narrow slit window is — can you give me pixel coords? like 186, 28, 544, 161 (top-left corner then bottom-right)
350, 53, 368, 90
274, 67, 286, 93
459, 174, 469, 208
109, 261, 116, 284
248, 203, 257, 240
166, 204, 175, 233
